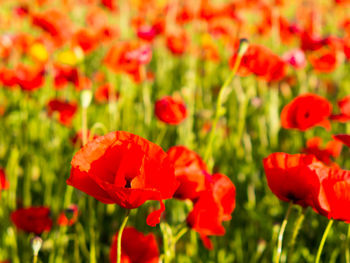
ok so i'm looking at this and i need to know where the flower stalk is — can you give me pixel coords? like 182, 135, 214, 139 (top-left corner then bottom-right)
315, 219, 334, 263
117, 210, 130, 263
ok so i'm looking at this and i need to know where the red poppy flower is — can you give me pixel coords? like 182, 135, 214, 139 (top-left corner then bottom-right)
57, 204, 78, 227
263, 153, 326, 208
47, 99, 78, 126
344, 34, 350, 58
0, 168, 9, 194
313, 166, 350, 222
31, 10, 72, 46
333, 134, 350, 148
53, 64, 79, 90
280, 93, 332, 131
0, 67, 17, 88
167, 146, 210, 200
72, 29, 98, 54
211, 173, 236, 221
15, 64, 45, 92
230, 44, 286, 82
187, 190, 225, 250
104, 42, 152, 82
110, 227, 159, 263
187, 173, 236, 250
137, 25, 158, 42
166, 31, 189, 56
75, 76, 92, 91
154, 95, 187, 125
335, 0, 350, 5
330, 95, 350, 122
102, 0, 118, 11
302, 137, 342, 165
300, 31, 324, 51
67, 131, 178, 226
94, 83, 119, 104
11, 206, 52, 234
308, 48, 338, 73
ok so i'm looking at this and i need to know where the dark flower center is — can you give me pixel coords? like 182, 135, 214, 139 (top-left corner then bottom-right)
125, 179, 131, 188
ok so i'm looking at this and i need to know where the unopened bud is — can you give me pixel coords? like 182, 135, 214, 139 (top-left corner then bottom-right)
81, 89, 92, 108
31, 236, 42, 256
238, 38, 249, 57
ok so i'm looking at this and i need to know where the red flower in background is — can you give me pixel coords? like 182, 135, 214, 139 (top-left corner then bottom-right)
334, 0, 350, 5
0, 67, 17, 88
187, 173, 236, 250
308, 48, 338, 73
137, 25, 158, 42
230, 44, 286, 82
11, 206, 52, 235
102, 0, 118, 11
166, 31, 189, 56
31, 9, 72, 46
167, 146, 210, 200
302, 137, 342, 165
15, 64, 45, 92
72, 29, 98, 54
281, 94, 332, 131
110, 227, 159, 263
155, 95, 187, 125
67, 131, 178, 227
94, 83, 119, 104
57, 204, 79, 227
333, 134, 350, 148
263, 153, 325, 208
0, 168, 9, 195
330, 96, 350, 122
53, 64, 79, 90
47, 99, 77, 126
104, 42, 152, 82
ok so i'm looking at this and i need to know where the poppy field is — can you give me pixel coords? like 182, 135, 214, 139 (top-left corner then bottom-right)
1, 0, 350, 262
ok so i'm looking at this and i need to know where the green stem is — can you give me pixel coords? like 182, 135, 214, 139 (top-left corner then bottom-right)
203, 48, 244, 163
174, 228, 188, 244
346, 224, 350, 263
160, 222, 172, 263
82, 107, 87, 146
33, 255, 38, 263
116, 210, 130, 263
287, 207, 306, 263
89, 198, 97, 263
315, 219, 334, 263
275, 202, 293, 263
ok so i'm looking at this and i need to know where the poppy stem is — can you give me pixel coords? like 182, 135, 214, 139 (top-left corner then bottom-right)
89, 197, 97, 263
203, 39, 249, 164
275, 202, 293, 263
116, 209, 130, 263
287, 207, 306, 262
346, 224, 350, 263
160, 222, 172, 263
174, 227, 188, 244
315, 219, 334, 263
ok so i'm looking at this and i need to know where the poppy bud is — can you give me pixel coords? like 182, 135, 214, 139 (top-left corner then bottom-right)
238, 38, 249, 57
81, 89, 92, 108
31, 236, 42, 256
